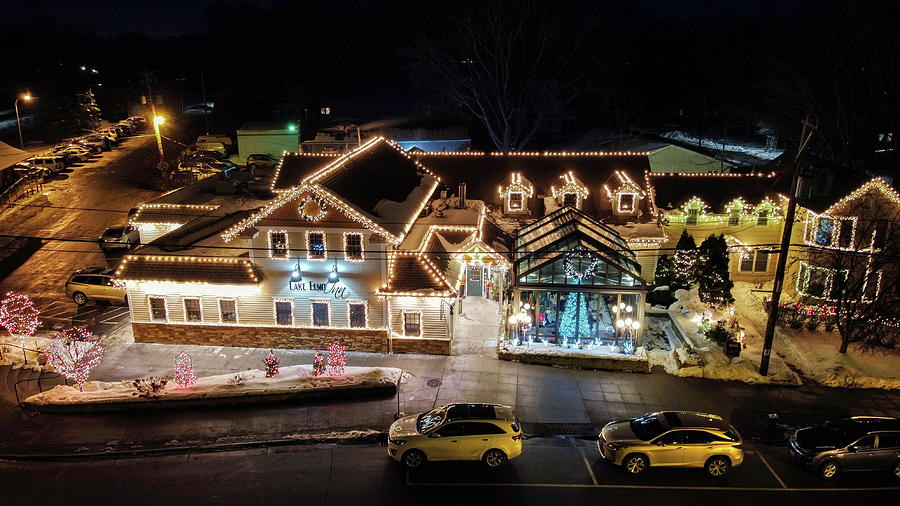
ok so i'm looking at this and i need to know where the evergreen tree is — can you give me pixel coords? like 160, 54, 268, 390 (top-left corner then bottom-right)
264, 350, 279, 377
558, 292, 592, 341
672, 230, 697, 290
697, 234, 734, 308
653, 254, 675, 288
75, 90, 102, 132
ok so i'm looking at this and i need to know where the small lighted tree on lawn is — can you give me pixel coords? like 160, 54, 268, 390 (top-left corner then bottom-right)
672, 230, 698, 291
174, 351, 196, 388
0, 292, 41, 364
326, 341, 346, 376
264, 350, 279, 377
312, 350, 326, 376
43, 327, 104, 392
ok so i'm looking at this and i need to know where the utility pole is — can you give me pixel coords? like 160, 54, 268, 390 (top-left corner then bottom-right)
759, 116, 817, 375
143, 70, 165, 168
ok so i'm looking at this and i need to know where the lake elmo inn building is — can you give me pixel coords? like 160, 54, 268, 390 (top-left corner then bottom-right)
117, 137, 671, 355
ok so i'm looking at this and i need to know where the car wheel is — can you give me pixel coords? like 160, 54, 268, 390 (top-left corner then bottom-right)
623, 454, 649, 475
892, 460, 900, 479
73, 292, 88, 306
482, 449, 508, 469
403, 449, 426, 469
705, 456, 731, 478
819, 460, 840, 480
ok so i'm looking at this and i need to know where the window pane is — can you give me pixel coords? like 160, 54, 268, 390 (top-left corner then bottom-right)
740, 253, 753, 272
220, 300, 237, 322
757, 211, 769, 226
873, 219, 889, 249
754, 251, 768, 272
349, 303, 366, 328
878, 434, 900, 448
816, 218, 834, 245
184, 298, 202, 322
270, 231, 287, 258
275, 301, 293, 325
728, 211, 740, 226
509, 192, 523, 210
838, 220, 853, 248
563, 193, 577, 207
345, 233, 363, 260
312, 302, 329, 327
404, 312, 421, 336
619, 193, 634, 212
149, 297, 167, 321
308, 233, 325, 259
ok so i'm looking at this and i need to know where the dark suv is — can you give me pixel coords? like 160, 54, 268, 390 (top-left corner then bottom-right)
789, 416, 900, 480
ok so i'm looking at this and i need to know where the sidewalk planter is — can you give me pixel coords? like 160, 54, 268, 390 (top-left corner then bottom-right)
23, 365, 402, 413
498, 343, 650, 373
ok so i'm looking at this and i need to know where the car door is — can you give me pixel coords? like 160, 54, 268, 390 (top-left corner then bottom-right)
424, 422, 465, 461
650, 430, 689, 466
681, 430, 718, 467
458, 422, 505, 460
873, 433, 900, 470
840, 435, 877, 471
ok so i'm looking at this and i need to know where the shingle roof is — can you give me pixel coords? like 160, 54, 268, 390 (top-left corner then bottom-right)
649, 172, 783, 211
378, 252, 454, 295
115, 255, 260, 284
271, 154, 340, 191
129, 204, 221, 225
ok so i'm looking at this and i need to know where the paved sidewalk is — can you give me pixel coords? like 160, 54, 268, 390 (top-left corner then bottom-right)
2, 300, 900, 458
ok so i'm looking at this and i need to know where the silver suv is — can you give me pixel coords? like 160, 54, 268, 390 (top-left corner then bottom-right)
790, 416, 900, 480
65, 267, 126, 306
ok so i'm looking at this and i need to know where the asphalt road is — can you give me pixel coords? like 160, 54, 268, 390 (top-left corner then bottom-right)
1, 437, 896, 506
0, 132, 161, 334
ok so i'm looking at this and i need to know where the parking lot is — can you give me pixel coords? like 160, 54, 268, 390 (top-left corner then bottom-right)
407, 436, 900, 493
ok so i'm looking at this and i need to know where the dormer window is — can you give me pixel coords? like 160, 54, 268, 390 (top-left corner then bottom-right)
499, 172, 534, 214
618, 193, 635, 213
604, 170, 643, 216
552, 171, 588, 210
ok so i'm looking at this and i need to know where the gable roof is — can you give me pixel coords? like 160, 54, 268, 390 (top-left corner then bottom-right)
115, 255, 260, 285
821, 177, 900, 216
377, 251, 455, 296
224, 137, 440, 245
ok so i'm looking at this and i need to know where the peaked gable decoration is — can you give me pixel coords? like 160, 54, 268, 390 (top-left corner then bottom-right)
222, 137, 440, 245
604, 170, 645, 215
498, 172, 534, 213
551, 171, 589, 209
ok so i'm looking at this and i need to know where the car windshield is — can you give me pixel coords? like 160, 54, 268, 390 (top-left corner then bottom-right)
104, 227, 126, 236
417, 407, 447, 433
630, 414, 667, 441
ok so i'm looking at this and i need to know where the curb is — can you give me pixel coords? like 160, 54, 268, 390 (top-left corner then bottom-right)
0, 431, 389, 462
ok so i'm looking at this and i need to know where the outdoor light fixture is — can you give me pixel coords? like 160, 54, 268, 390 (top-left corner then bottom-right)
616, 320, 625, 328
328, 261, 340, 283
288, 124, 297, 132
291, 260, 302, 282
154, 116, 164, 125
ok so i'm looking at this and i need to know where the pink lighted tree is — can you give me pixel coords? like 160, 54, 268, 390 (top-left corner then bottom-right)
174, 351, 196, 388
326, 341, 346, 376
43, 327, 104, 392
0, 292, 41, 364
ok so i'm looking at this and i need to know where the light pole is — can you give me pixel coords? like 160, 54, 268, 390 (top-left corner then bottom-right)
153, 115, 165, 168
14, 93, 34, 149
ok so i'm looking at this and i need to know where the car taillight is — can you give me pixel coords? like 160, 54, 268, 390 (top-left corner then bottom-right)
511, 434, 521, 441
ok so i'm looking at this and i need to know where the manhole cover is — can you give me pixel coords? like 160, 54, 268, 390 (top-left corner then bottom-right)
426, 378, 442, 388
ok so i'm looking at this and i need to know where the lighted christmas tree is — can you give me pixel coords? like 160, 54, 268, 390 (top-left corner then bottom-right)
43, 327, 104, 392
312, 350, 326, 376
672, 230, 697, 290
697, 234, 734, 309
557, 292, 592, 342
265, 350, 279, 377
653, 255, 675, 288
0, 292, 41, 363
326, 341, 346, 375
173, 351, 196, 388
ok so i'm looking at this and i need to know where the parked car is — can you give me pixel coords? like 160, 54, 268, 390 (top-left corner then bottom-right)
98, 225, 140, 251
177, 159, 236, 176
84, 135, 112, 150
65, 267, 126, 306
27, 155, 66, 174
76, 139, 105, 154
196, 134, 232, 150
789, 416, 900, 480
184, 150, 225, 162
246, 153, 278, 171
598, 411, 744, 478
126, 116, 147, 129
10, 162, 45, 180
53, 145, 92, 163
387, 403, 522, 469
188, 141, 226, 155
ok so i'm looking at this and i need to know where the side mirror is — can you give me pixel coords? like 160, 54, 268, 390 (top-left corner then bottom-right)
655, 440, 665, 446
429, 433, 441, 438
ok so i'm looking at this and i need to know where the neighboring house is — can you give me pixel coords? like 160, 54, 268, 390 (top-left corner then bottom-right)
650, 172, 789, 284
237, 122, 300, 161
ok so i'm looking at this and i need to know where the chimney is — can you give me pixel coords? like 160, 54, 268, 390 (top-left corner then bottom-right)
458, 183, 467, 209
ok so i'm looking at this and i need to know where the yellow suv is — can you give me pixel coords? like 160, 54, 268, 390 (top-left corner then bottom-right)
388, 403, 522, 469
598, 411, 744, 478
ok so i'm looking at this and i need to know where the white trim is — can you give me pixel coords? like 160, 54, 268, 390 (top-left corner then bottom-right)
217, 297, 238, 324
343, 232, 364, 262
182, 296, 203, 323
402, 310, 422, 337
148, 295, 168, 322
268, 229, 289, 259
274, 298, 294, 325
310, 298, 331, 327
617, 192, 636, 214
507, 191, 525, 212
347, 300, 368, 328
306, 230, 327, 261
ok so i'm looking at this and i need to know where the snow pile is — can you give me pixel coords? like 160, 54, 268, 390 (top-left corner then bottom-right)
661, 131, 783, 161
0, 335, 48, 372
24, 365, 402, 408
500, 341, 648, 361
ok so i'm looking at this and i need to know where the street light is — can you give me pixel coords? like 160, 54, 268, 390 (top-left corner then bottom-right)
152, 115, 165, 168
14, 93, 35, 149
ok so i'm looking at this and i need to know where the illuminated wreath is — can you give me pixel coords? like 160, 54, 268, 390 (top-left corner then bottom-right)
299, 196, 327, 221
563, 248, 602, 280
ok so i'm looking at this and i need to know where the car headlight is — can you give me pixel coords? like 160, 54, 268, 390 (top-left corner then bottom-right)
606, 442, 622, 451
389, 438, 407, 446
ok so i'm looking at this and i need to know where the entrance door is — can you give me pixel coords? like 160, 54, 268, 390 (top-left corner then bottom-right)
466, 265, 483, 297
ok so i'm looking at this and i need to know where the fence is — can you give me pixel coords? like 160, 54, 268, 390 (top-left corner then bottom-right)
0, 174, 42, 214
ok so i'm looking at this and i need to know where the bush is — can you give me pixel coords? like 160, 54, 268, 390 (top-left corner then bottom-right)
804, 316, 820, 331
788, 310, 805, 330
705, 321, 733, 346
228, 371, 249, 385
132, 376, 168, 399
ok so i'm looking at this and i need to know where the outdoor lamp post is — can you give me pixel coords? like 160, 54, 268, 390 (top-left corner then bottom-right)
153, 115, 165, 168
14, 93, 34, 149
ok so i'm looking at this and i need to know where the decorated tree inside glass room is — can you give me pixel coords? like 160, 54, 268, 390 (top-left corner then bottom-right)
558, 292, 592, 344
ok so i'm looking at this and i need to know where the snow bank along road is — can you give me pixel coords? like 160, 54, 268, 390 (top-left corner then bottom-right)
1, 437, 895, 505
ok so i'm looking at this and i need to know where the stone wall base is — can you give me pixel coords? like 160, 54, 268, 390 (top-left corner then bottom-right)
498, 349, 651, 373
133, 322, 450, 355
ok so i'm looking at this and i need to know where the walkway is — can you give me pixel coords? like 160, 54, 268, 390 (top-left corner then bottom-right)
450, 296, 503, 357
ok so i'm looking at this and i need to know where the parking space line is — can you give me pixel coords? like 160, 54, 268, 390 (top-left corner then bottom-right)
578, 447, 598, 486
756, 451, 787, 489
406, 481, 900, 492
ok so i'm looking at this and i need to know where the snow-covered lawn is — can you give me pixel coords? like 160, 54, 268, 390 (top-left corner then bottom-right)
24, 365, 402, 411
661, 286, 802, 386
0, 335, 47, 372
